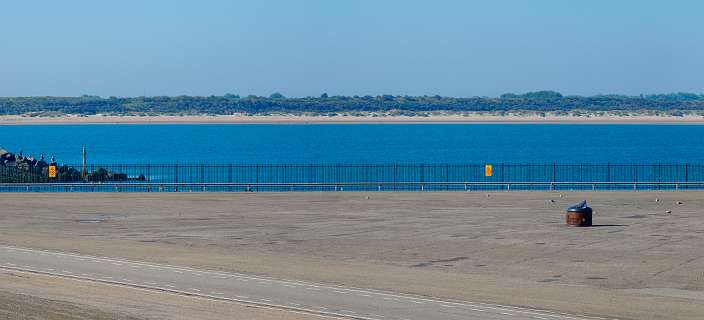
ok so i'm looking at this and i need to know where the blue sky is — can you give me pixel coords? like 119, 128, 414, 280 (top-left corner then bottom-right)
1, 0, 702, 97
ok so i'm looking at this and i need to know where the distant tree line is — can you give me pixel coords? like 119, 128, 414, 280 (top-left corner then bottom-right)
2, 91, 704, 116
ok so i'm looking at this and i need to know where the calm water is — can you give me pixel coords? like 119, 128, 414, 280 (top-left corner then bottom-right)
1, 124, 704, 164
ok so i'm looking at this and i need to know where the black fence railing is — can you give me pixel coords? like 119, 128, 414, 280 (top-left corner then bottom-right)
1, 163, 704, 192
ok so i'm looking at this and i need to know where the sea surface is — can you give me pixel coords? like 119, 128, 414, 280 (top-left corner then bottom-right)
1, 124, 704, 164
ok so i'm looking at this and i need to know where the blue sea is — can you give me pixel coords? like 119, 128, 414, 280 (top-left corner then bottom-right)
1, 124, 704, 164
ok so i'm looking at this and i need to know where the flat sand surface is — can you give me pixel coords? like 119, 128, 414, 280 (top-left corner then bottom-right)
0, 269, 317, 320
0, 192, 703, 319
2, 114, 704, 124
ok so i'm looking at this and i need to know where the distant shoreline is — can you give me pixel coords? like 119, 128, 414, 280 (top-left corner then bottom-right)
2, 114, 704, 125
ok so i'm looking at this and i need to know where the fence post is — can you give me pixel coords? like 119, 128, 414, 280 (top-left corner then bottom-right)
685, 164, 689, 182
337, 164, 341, 187
420, 164, 424, 191
632, 165, 636, 182
607, 163, 611, 182
658, 163, 662, 190
446, 164, 449, 191
420, 164, 424, 185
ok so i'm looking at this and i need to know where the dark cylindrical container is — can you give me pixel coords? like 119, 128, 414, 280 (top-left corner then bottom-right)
566, 207, 592, 227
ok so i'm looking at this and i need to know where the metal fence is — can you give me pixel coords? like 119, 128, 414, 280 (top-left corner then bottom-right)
2, 163, 704, 192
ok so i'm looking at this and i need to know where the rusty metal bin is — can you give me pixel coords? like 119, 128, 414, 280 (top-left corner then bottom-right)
566, 200, 592, 227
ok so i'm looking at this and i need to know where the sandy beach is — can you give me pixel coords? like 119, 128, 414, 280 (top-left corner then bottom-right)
2, 114, 704, 125
1, 191, 704, 320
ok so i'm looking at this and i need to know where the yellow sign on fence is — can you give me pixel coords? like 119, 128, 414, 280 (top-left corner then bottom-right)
485, 164, 493, 177
48, 165, 57, 178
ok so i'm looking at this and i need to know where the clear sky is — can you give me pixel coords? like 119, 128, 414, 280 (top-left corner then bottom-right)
1, 0, 702, 97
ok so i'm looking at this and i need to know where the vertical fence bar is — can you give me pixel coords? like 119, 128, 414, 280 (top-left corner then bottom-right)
685, 164, 689, 183
419, 164, 424, 191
